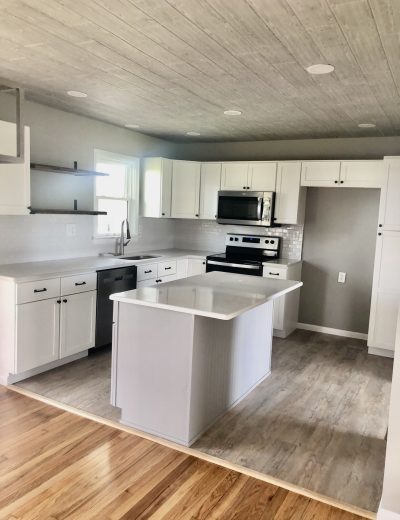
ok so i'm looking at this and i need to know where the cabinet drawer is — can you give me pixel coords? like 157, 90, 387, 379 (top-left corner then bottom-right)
263, 266, 288, 280
61, 272, 97, 295
17, 278, 60, 304
157, 260, 177, 277
137, 263, 158, 281
155, 273, 177, 284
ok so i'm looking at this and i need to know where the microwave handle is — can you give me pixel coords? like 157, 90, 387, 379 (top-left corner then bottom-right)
257, 197, 263, 220
262, 195, 271, 222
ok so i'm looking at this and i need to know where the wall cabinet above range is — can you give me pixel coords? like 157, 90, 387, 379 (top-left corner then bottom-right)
301, 160, 385, 188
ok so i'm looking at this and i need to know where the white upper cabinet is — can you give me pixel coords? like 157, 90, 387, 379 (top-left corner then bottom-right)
380, 158, 400, 231
301, 161, 341, 187
248, 162, 277, 191
0, 121, 30, 215
274, 162, 306, 225
199, 162, 221, 219
221, 162, 249, 190
171, 160, 201, 218
140, 157, 172, 218
340, 161, 385, 188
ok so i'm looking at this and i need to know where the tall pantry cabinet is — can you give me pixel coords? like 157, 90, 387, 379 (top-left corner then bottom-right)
368, 157, 400, 356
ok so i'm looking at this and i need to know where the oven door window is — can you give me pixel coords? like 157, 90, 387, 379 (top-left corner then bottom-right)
218, 196, 261, 221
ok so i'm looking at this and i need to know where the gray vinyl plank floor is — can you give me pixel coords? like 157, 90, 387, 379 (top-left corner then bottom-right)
15, 330, 393, 512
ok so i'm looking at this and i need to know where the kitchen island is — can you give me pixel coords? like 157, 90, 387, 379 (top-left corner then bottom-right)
110, 272, 302, 446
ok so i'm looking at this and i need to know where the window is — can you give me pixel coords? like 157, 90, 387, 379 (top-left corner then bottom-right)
94, 150, 139, 238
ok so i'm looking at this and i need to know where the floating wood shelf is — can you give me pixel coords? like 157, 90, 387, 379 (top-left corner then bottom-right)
30, 161, 109, 177
28, 207, 107, 216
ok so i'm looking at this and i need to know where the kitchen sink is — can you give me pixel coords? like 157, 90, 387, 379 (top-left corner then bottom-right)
121, 255, 161, 260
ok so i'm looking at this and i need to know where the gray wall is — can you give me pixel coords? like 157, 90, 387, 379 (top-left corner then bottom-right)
175, 136, 400, 161
299, 188, 380, 334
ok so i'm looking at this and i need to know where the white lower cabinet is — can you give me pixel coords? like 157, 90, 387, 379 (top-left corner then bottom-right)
187, 258, 206, 276
16, 298, 60, 373
263, 262, 302, 338
60, 290, 96, 359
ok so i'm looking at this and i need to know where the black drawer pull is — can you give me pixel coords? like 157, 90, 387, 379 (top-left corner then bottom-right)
144, 270, 152, 274
114, 276, 123, 281
269, 272, 280, 276
34, 288, 47, 293
57, 300, 61, 304
164, 267, 172, 270
156, 279, 162, 283
63, 299, 68, 303
75, 281, 86, 286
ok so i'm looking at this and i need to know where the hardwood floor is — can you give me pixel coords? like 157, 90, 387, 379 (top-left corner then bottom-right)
0, 387, 371, 520
15, 330, 393, 513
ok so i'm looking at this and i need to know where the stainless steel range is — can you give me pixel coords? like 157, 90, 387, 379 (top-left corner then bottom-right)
206, 233, 281, 277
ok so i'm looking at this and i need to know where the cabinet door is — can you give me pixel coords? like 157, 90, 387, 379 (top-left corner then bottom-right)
199, 163, 221, 219
187, 258, 206, 277
221, 163, 249, 190
368, 231, 400, 351
248, 162, 277, 191
301, 161, 341, 187
0, 123, 30, 215
273, 298, 284, 330
140, 157, 172, 218
340, 161, 385, 188
171, 161, 201, 218
274, 162, 305, 225
60, 291, 96, 358
380, 159, 400, 231
16, 298, 60, 373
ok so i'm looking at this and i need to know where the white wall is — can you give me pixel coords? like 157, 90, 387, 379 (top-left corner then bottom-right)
0, 99, 178, 263
379, 312, 400, 520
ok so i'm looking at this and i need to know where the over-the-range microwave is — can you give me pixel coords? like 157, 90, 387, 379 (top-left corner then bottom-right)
217, 190, 275, 227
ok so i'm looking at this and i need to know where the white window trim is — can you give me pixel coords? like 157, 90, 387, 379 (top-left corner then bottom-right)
93, 149, 140, 239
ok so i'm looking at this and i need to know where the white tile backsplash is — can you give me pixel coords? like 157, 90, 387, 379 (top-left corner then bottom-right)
172, 219, 303, 259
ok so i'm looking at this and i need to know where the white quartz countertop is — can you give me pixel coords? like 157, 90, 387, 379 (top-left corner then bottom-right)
110, 271, 303, 320
0, 249, 212, 282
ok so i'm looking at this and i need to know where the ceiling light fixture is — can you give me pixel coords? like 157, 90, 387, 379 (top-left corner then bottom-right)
223, 109, 242, 116
67, 90, 88, 98
186, 131, 201, 136
358, 123, 376, 128
125, 124, 140, 129
306, 64, 335, 75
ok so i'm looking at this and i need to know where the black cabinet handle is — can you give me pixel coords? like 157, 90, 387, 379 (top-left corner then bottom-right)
144, 270, 152, 274
269, 272, 280, 276
334, 180, 338, 184
340, 180, 344, 184
57, 300, 61, 304
63, 299, 68, 303
114, 276, 123, 281
34, 288, 47, 293
243, 186, 246, 189
164, 267, 172, 270
247, 186, 250, 189
161, 212, 165, 216
156, 279, 162, 283
195, 213, 199, 217
75, 281, 86, 286
379, 224, 383, 227
378, 232, 382, 236
202, 261, 205, 265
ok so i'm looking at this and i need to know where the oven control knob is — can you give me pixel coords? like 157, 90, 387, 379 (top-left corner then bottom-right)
265, 239, 269, 244
229, 237, 234, 241
270, 240, 275, 244
235, 237, 239, 241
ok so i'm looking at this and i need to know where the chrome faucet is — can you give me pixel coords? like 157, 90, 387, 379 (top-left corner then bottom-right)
115, 219, 131, 256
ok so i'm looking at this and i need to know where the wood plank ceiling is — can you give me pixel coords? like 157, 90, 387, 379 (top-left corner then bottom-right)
0, 0, 399, 142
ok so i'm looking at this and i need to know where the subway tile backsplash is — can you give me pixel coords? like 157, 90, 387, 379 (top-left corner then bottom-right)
172, 219, 304, 260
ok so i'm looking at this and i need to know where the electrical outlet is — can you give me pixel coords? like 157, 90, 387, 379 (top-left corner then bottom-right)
66, 224, 76, 237
338, 272, 346, 283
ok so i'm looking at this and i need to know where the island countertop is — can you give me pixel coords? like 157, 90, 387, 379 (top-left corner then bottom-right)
110, 271, 303, 320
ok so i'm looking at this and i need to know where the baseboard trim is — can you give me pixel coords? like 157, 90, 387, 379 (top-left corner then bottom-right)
368, 347, 394, 359
6, 384, 376, 520
297, 323, 368, 341
377, 506, 400, 520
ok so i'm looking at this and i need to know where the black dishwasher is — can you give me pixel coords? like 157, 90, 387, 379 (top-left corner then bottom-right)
95, 266, 137, 348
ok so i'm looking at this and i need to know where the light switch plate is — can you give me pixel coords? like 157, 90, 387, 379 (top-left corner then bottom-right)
338, 272, 346, 283
66, 224, 76, 237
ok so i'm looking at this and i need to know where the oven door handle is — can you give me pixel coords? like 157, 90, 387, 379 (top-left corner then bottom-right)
207, 260, 260, 270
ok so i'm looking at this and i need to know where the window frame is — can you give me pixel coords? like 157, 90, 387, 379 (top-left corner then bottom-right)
93, 149, 140, 239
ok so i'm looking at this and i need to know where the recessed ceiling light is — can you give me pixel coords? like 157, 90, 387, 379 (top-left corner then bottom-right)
306, 64, 335, 75
223, 109, 242, 116
358, 123, 376, 128
186, 131, 201, 136
125, 124, 140, 129
67, 90, 88, 98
